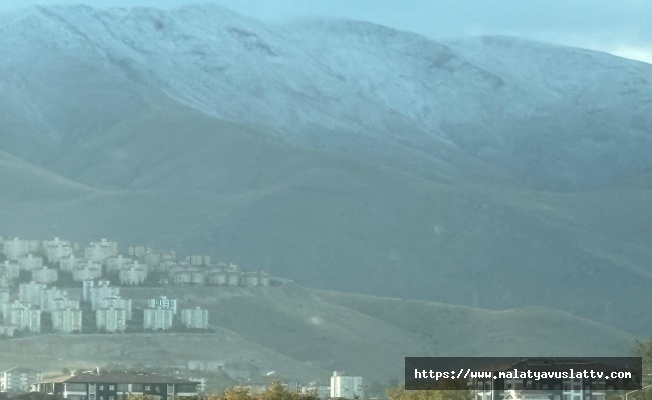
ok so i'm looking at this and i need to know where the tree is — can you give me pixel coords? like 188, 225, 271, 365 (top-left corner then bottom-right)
386, 380, 471, 400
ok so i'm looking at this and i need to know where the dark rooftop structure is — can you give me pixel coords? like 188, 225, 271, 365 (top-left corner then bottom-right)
35, 370, 199, 400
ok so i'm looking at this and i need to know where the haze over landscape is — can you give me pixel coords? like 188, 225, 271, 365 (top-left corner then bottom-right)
0, 0, 651, 389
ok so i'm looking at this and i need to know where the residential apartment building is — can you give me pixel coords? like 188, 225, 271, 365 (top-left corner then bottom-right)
0, 368, 43, 393
144, 306, 174, 330
59, 255, 79, 272
147, 296, 177, 315
330, 372, 363, 400
180, 307, 208, 329
2, 237, 33, 260
469, 359, 637, 400
128, 245, 149, 258
32, 266, 58, 284
35, 370, 199, 400
9, 300, 41, 333
0, 261, 20, 281
41, 287, 75, 312
96, 306, 127, 333
18, 281, 46, 306
118, 262, 148, 286
106, 255, 130, 273
16, 254, 43, 271
96, 296, 132, 320
84, 280, 120, 307
84, 239, 118, 263
44, 237, 74, 264
52, 307, 83, 333
72, 262, 102, 282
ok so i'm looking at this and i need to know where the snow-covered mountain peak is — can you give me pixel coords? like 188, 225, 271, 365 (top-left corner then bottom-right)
0, 4, 651, 190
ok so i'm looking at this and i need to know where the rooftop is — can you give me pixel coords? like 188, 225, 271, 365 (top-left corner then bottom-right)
37, 371, 196, 385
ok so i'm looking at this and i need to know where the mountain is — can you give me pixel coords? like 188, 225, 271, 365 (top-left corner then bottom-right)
0, 4, 650, 339
0, 285, 637, 384
1, 5, 652, 191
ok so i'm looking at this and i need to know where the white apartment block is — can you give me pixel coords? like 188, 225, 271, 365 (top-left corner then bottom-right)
71, 261, 102, 281
171, 270, 192, 284
52, 307, 83, 333
9, 300, 41, 333
18, 281, 46, 306
186, 255, 210, 266
330, 372, 363, 400
0, 261, 20, 281
2, 237, 32, 260
144, 306, 174, 330
181, 307, 209, 329
106, 254, 130, 273
128, 245, 149, 258
32, 266, 58, 284
96, 306, 127, 333
118, 262, 148, 286
0, 368, 43, 392
208, 271, 227, 285
83, 280, 119, 305
147, 296, 177, 315
40, 287, 73, 312
84, 239, 118, 263
58, 254, 79, 272
96, 296, 132, 320
0, 291, 10, 324
16, 254, 43, 271
44, 237, 73, 263
145, 250, 176, 266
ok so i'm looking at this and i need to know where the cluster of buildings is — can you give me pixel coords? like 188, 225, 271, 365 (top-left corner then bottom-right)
0, 236, 272, 288
0, 279, 209, 336
0, 367, 359, 400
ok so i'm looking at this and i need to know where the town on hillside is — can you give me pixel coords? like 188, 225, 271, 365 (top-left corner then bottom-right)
0, 236, 277, 335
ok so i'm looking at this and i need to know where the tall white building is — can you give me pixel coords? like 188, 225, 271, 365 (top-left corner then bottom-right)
52, 307, 83, 333
147, 296, 177, 315
9, 300, 41, 333
2, 237, 31, 260
40, 287, 74, 312
58, 254, 78, 272
71, 261, 102, 281
144, 306, 174, 330
96, 306, 126, 333
84, 239, 118, 263
330, 372, 363, 400
18, 281, 46, 306
88, 281, 120, 310
118, 262, 148, 286
106, 254, 129, 273
44, 237, 74, 264
16, 254, 43, 271
181, 307, 209, 329
96, 296, 132, 320
32, 266, 58, 284
0, 368, 43, 392
0, 261, 20, 281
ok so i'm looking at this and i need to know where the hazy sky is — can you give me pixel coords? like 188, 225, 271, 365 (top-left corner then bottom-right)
1, 0, 650, 63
